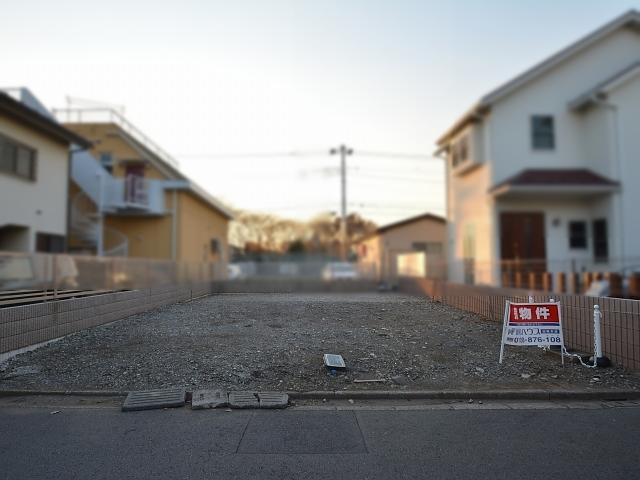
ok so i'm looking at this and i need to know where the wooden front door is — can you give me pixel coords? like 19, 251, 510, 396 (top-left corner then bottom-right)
500, 212, 546, 280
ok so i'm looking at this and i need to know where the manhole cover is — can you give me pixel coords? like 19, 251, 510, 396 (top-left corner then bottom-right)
122, 387, 186, 412
229, 391, 259, 409
258, 392, 289, 409
192, 389, 229, 409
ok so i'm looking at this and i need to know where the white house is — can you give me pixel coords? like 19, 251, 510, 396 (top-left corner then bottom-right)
436, 10, 640, 286
0, 88, 91, 253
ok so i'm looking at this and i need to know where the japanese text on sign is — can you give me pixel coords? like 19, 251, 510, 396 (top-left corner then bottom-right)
504, 302, 562, 346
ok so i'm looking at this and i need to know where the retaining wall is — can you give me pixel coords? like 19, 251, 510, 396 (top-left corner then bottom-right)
0, 282, 211, 357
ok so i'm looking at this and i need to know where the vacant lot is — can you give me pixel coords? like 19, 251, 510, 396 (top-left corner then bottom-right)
1, 293, 639, 392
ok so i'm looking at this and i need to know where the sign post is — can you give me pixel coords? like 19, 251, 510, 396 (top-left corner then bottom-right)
499, 300, 565, 364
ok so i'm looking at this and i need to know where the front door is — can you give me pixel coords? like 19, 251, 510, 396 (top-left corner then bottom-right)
124, 163, 145, 204
500, 212, 546, 280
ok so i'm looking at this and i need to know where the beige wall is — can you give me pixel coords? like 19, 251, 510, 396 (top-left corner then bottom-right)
105, 214, 173, 260
64, 123, 168, 180
0, 114, 69, 252
177, 191, 229, 271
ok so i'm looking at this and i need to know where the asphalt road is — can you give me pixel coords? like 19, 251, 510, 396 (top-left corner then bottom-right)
1, 402, 639, 479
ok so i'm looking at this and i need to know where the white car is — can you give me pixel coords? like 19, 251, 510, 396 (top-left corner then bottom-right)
322, 262, 359, 280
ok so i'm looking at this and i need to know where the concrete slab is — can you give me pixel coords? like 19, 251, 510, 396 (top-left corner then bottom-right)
229, 391, 259, 409
258, 392, 289, 409
122, 388, 186, 412
191, 390, 228, 410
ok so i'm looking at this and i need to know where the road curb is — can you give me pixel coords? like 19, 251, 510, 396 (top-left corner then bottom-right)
0, 389, 128, 397
1, 388, 638, 401
286, 389, 640, 401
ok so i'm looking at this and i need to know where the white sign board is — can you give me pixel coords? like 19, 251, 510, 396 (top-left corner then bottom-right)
499, 301, 566, 364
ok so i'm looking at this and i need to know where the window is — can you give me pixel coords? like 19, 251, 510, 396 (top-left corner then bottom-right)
99, 152, 113, 173
210, 238, 220, 254
593, 219, 608, 262
568, 221, 587, 249
458, 136, 468, 162
412, 242, 443, 254
450, 135, 469, 168
531, 115, 555, 150
36, 233, 65, 253
0, 133, 37, 180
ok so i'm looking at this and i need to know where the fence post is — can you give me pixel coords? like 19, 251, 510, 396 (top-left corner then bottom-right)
607, 273, 623, 298
593, 305, 611, 367
555, 272, 566, 294
629, 273, 640, 300
542, 272, 552, 292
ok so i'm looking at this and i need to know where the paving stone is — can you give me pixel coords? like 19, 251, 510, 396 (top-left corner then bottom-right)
258, 392, 289, 409
229, 391, 259, 409
122, 387, 186, 412
191, 389, 229, 410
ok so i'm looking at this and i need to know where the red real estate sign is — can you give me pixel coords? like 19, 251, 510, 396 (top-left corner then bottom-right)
499, 301, 565, 364
508, 303, 560, 324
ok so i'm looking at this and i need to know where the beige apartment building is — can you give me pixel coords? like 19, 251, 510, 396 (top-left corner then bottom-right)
58, 108, 233, 272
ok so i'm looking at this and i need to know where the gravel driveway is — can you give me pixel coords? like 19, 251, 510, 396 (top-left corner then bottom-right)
1, 293, 639, 392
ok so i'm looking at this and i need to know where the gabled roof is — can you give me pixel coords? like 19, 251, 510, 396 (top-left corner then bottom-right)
569, 61, 640, 110
114, 127, 234, 220
64, 116, 234, 220
490, 168, 619, 194
0, 92, 91, 148
356, 212, 445, 243
436, 9, 640, 145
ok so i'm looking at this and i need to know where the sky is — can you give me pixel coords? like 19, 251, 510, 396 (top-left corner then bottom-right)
2, 0, 639, 225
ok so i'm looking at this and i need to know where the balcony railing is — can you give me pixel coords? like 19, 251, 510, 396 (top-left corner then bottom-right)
124, 175, 149, 207
52, 107, 180, 169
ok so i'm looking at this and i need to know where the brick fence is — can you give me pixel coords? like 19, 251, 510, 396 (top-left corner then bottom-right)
0, 282, 211, 358
399, 278, 640, 370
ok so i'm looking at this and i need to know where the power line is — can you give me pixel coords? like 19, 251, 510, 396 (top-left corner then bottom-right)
356, 150, 440, 161
175, 150, 327, 158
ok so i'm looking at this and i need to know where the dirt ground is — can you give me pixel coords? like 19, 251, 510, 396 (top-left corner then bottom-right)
1, 293, 639, 392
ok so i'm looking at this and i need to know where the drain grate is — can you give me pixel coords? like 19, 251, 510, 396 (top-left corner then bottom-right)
122, 387, 186, 412
229, 391, 260, 409
258, 392, 289, 409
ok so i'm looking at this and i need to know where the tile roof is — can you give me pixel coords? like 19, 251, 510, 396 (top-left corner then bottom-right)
490, 168, 619, 192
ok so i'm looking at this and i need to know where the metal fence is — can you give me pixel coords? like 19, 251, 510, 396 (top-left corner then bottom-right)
0, 251, 224, 292
399, 278, 640, 370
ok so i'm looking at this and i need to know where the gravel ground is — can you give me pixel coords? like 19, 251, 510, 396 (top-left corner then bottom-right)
1, 292, 639, 392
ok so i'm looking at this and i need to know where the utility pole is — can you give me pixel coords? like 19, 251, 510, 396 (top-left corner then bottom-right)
330, 144, 354, 261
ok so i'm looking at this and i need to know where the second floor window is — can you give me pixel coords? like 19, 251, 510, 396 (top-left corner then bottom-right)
568, 221, 587, 249
0, 133, 37, 181
99, 152, 113, 173
451, 135, 469, 167
531, 115, 555, 150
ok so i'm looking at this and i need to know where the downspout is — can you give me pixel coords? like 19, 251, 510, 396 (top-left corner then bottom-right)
593, 96, 624, 262
171, 189, 178, 261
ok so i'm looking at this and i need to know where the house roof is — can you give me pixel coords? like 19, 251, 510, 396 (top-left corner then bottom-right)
66, 117, 234, 220
0, 92, 91, 148
489, 168, 619, 193
569, 61, 640, 110
356, 212, 445, 243
436, 9, 640, 146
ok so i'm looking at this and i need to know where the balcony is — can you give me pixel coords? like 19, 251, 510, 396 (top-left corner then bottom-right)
102, 176, 167, 215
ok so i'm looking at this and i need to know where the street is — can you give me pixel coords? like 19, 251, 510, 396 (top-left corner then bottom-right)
1, 399, 639, 479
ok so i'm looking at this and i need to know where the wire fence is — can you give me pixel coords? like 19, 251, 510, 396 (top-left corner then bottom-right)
399, 278, 640, 370
0, 251, 224, 293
